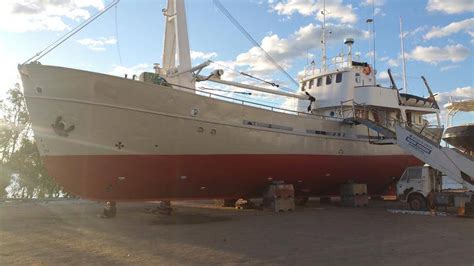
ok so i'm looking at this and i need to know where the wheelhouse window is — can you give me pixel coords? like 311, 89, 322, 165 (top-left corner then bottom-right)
326, 74, 332, 85
316, 77, 322, 87
301, 81, 307, 91
308, 79, 314, 90
336, 73, 343, 83
355, 73, 361, 84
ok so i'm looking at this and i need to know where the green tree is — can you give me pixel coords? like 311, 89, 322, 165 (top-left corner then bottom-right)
0, 84, 61, 199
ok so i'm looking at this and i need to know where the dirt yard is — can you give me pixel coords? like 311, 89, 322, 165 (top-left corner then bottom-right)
0, 199, 473, 265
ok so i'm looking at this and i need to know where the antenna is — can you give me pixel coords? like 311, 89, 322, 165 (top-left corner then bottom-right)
344, 38, 354, 65
399, 16, 408, 93
321, 0, 327, 72
365, 0, 376, 85
372, 0, 376, 74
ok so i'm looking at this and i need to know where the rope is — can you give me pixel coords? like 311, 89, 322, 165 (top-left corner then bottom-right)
212, 0, 300, 88
22, 0, 120, 64
114, 3, 123, 66
199, 87, 252, 95
208, 60, 296, 94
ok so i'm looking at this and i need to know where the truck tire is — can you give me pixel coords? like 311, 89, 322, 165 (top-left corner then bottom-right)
408, 194, 427, 211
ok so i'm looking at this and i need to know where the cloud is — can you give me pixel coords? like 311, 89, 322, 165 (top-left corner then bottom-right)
233, 23, 367, 77
271, 0, 358, 24
424, 18, 474, 40
108, 63, 151, 77
0, 0, 104, 32
436, 86, 474, 106
427, 86, 474, 126
77, 37, 117, 51
426, 0, 474, 14
190, 51, 218, 60
361, 0, 385, 7
440, 65, 460, 72
387, 58, 400, 67
407, 44, 470, 64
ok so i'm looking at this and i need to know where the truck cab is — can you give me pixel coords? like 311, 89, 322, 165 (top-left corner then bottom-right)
397, 165, 473, 212
397, 165, 442, 210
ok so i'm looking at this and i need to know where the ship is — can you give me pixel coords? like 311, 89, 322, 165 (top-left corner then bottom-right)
18, 0, 451, 201
443, 99, 474, 154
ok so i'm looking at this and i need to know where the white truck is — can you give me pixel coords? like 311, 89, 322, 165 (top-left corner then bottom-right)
396, 165, 473, 215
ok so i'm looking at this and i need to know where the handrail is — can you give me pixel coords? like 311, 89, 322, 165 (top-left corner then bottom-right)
341, 98, 443, 144
302, 53, 361, 78
167, 82, 341, 122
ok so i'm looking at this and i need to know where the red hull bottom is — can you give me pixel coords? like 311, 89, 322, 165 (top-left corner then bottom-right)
43, 154, 421, 201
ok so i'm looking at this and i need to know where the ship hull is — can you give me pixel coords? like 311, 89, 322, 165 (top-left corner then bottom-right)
43, 154, 418, 201
20, 64, 422, 201
443, 124, 474, 153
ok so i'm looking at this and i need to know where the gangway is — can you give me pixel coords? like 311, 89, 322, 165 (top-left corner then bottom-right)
395, 124, 474, 191
343, 103, 474, 191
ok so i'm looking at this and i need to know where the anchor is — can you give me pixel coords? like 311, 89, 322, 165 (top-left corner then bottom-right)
51, 116, 75, 137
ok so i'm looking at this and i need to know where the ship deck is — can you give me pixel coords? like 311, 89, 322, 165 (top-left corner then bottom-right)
1, 199, 473, 265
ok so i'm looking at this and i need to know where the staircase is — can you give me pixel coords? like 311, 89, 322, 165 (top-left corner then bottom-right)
342, 103, 474, 190
395, 124, 474, 190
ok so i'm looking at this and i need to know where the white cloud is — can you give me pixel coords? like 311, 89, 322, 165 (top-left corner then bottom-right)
271, 0, 358, 24
361, 0, 385, 7
377, 70, 400, 81
77, 37, 117, 51
407, 44, 470, 64
108, 64, 151, 77
377, 70, 390, 80
424, 18, 474, 40
233, 23, 367, 77
0, 0, 104, 32
440, 65, 460, 72
427, 86, 474, 126
436, 86, 474, 105
426, 0, 474, 14
190, 51, 218, 60
387, 58, 400, 67
403, 25, 429, 38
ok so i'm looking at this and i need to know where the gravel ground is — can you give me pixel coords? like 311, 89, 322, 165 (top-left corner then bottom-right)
0, 199, 473, 265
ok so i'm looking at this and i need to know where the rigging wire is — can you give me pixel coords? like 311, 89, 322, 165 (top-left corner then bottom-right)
22, 0, 120, 65
199, 87, 252, 95
212, 0, 300, 89
208, 60, 296, 94
114, 3, 123, 66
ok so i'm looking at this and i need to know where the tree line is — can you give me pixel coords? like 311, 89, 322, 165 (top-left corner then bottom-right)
1, 84, 65, 199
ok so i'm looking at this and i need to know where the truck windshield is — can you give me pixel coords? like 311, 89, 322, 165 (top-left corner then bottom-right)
407, 168, 422, 179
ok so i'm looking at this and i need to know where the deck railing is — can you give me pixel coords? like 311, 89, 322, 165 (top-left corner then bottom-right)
341, 99, 443, 144
302, 53, 361, 78
169, 82, 341, 122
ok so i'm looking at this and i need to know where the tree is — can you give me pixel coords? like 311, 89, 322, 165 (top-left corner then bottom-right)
0, 84, 61, 199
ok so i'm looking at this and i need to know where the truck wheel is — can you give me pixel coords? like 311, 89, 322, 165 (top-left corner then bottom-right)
408, 194, 427, 211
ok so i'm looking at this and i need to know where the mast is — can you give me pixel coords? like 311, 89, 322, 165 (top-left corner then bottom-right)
162, 0, 194, 90
399, 16, 408, 93
321, 0, 327, 72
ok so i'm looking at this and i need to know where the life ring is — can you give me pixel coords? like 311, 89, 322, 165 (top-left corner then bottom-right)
363, 66, 371, 75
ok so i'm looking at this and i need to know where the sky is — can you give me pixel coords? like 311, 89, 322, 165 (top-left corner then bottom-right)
0, 0, 472, 125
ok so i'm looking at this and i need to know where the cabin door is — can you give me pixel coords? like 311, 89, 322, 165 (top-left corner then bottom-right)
406, 112, 412, 126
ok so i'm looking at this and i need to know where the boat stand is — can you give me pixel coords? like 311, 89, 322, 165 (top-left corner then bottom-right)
100, 201, 117, 218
